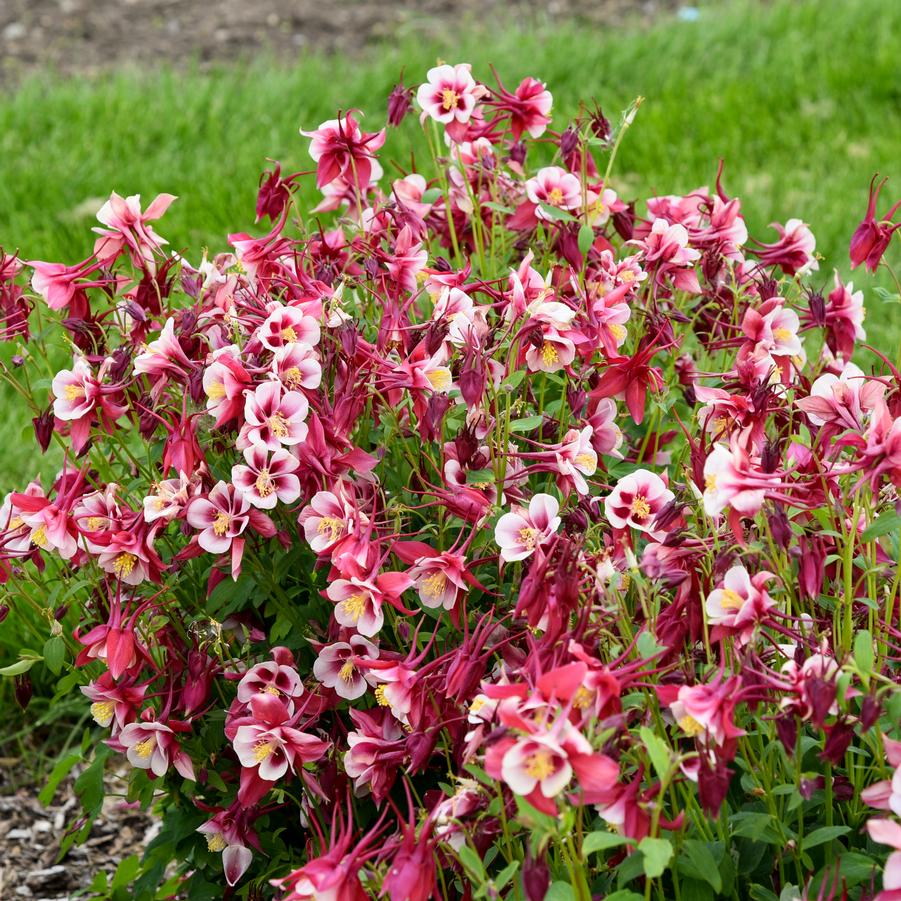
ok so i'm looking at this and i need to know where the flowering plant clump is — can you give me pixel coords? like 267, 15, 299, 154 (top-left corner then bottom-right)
3, 62, 901, 901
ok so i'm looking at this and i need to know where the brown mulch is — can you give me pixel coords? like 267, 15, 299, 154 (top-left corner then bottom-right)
0, 766, 156, 900
0, 0, 674, 85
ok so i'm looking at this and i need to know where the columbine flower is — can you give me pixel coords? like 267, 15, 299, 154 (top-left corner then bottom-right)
92, 192, 176, 273
313, 635, 380, 700
705, 565, 776, 644
239, 380, 309, 450
495, 493, 561, 562
408, 550, 469, 611
702, 443, 780, 517
187, 481, 250, 555
236, 649, 304, 707
257, 304, 321, 352
526, 166, 582, 221
231, 443, 301, 510
416, 64, 484, 142
850, 174, 901, 272
119, 720, 195, 780
301, 111, 386, 190
604, 469, 674, 538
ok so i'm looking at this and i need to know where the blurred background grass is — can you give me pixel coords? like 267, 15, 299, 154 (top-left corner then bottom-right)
0, 0, 899, 748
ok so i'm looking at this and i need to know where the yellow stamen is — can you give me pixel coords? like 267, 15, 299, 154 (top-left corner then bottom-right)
206, 381, 226, 400
280, 326, 298, 343
774, 327, 792, 342
134, 738, 155, 759
263, 684, 281, 696
426, 368, 451, 391
547, 187, 564, 206
342, 593, 367, 623
678, 715, 705, 737
90, 700, 114, 726
212, 511, 231, 536
112, 553, 136, 579
608, 323, 627, 343
574, 453, 596, 472
470, 696, 487, 714
268, 412, 290, 439
205, 832, 227, 853
31, 525, 47, 548
720, 588, 744, 610
630, 495, 651, 520
316, 516, 343, 543
705, 473, 718, 491
421, 570, 447, 600
441, 88, 460, 111
518, 526, 538, 550
540, 342, 558, 367
338, 661, 355, 682
64, 384, 86, 401
255, 469, 274, 498
524, 748, 555, 781
283, 366, 303, 389
253, 740, 275, 762
573, 686, 594, 709
374, 685, 390, 706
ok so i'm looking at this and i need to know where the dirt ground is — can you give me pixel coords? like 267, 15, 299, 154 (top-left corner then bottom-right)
0, 0, 673, 84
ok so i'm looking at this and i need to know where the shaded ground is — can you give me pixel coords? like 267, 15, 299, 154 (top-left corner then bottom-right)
0, 0, 673, 83
0, 767, 155, 899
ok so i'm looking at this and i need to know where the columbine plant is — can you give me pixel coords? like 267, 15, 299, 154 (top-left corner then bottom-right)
1, 61, 901, 901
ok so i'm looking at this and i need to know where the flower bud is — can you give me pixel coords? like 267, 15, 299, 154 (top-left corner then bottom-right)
14, 673, 32, 709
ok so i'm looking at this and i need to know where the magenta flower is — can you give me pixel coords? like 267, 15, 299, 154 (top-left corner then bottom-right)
187, 481, 250, 555
119, 719, 195, 780
256, 304, 320, 352
495, 493, 561, 562
312, 635, 379, 700
526, 166, 582, 221
705, 565, 776, 645
604, 469, 674, 537
240, 380, 309, 450
849, 174, 901, 272
92, 191, 176, 273
416, 63, 484, 142
231, 443, 300, 510
301, 111, 386, 190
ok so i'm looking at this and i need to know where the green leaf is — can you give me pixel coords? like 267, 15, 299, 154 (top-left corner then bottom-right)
421, 187, 443, 204
456, 844, 485, 880
495, 860, 519, 890
75, 746, 110, 815
510, 415, 544, 433
639, 836, 673, 879
636, 630, 665, 659
39, 752, 81, 806
853, 629, 874, 677
545, 882, 576, 901
639, 726, 672, 780
681, 840, 722, 893
538, 202, 576, 222
583, 831, 633, 854
801, 825, 850, 851
578, 224, 595, 257
43, 636, 66, 676
862, 512, 901, 541
111, 854, 141, 890
0, 657, 39, 676
603, 892, 644, 901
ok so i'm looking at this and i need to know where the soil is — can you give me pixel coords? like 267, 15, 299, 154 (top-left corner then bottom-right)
0, 0, 673, 85
0, 764, 157, 900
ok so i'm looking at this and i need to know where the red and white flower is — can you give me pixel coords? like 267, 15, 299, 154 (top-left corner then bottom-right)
495, 493, 561, 562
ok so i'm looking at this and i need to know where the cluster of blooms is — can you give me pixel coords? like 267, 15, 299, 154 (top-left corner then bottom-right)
2, 62, 901, 900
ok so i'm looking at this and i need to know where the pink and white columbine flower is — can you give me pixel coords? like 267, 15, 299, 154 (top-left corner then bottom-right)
202, 348, 251, 427
143, 474, 194, 524
554, 426, 598, 496
495, 493, 561, 562
702, 443, 780, 516
298, 484, 364, 557
272, 342, 322, 392
301, 112, 386, 190
604, 469, 674, 538
416, 64, 483, 142
52, 356, 101, 422
407, 550, 469, 610
237, 656, 304, 707
257, 304, 320, 352
187, 481, 251, 555
231, 443, 300, 510
232, 695, 330, 805
196, 805, 258, 887
239, 380, 309, 450
119, 720, 195, 780
526, 166, 582, 221
865, 818, 901, 897
796, 361, 884, 431
92, 192, 176, 273
325, 570, 412, 637
313, 635, 380, 700
860, 735, 901, 814
634, 218, 702, 293
705, 565, 776, 645
667, 678, 744, 746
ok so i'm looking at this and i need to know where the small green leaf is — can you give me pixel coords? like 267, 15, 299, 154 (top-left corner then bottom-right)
681, 840, 722, 893
578, 224, 595, 257
538, 202, 576, 222
545, 882, 576, 901
510, 415, 544, 432
456, 844, 485, 880
639, 726, 672, 780
853, 629, 874, 677
636, 630, 665, 659
583, 831, 633, 854
862, 512, 901, 542
421, 187, 443, 204
801, 825, 850, 851
43, 636, 66, 676
603, 892, 644, 901
495, 860, 519, 890
39, 752, 81, 806
0, 657, 39, 676
639, 836, 673, 879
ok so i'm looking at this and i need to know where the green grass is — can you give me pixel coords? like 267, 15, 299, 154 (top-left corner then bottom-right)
0, 0, 899, 496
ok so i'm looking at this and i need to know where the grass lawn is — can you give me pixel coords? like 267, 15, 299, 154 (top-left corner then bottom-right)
0, 0, 898, 491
